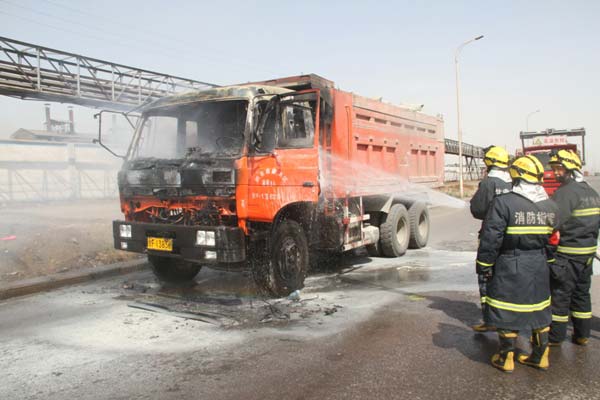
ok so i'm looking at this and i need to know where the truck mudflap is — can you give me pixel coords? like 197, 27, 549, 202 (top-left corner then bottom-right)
112, 220, 246, 264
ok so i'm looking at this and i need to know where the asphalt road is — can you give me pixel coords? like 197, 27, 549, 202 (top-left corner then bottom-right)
1, 180, 599, 400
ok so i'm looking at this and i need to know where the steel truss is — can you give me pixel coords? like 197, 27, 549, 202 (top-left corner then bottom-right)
0, 36, 217, 111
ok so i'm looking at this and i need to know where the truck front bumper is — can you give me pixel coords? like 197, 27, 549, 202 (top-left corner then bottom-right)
113, 220, 246, 264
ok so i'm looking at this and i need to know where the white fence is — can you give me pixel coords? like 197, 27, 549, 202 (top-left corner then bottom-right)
0, 139, 122, 203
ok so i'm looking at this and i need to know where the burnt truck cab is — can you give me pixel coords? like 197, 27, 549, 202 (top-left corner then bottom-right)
112, 83, 321, 284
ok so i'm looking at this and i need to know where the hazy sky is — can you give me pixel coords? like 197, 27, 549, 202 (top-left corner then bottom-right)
1, 0, 598, 171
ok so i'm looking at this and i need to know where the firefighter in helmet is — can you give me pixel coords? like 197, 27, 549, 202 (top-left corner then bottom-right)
470, 145, 512, 332
476, 155, 558, 372
547, 149, 600, 346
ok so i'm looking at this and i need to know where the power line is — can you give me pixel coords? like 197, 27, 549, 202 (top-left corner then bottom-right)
0, 1, 222, 69
39, 0, 280, 75
0, 0, 278, 79
0, 11, 266, 83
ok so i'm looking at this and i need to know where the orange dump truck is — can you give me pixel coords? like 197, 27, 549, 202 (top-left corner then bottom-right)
108, 74, 445, 296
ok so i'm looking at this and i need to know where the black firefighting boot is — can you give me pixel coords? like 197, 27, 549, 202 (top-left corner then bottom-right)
572, 312, 591, 346
572, 337, 589, 346
518, 327, 550, 371
491, 330, 517, 373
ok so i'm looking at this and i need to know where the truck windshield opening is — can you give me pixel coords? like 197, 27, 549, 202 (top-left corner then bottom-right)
130, 100, 248, 160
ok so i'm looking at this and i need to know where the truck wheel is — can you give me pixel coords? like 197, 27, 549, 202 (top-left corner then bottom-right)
252, 220, 309, 297
379, 204, 410, 257
271, 220, 309, 296
148, 255, 201, 284
408, 202, 430, 249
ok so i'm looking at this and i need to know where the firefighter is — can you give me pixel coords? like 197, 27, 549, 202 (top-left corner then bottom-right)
476, 155, 558, 372
547, 149, 600, 346
470, 145, 512, 332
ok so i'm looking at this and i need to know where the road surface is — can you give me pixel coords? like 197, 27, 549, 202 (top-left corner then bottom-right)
1, 178, 599, 400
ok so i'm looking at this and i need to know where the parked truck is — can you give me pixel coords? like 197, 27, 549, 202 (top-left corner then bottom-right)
519, 128, 586, 195
102, 74, 445, 296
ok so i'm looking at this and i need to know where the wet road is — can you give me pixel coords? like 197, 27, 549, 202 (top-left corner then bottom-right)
1, 185, 599, 400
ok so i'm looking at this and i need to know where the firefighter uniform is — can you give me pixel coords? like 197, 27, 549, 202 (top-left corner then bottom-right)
476, 155, 558, 372
548, 150, 600, 346
470, 145, 512, 332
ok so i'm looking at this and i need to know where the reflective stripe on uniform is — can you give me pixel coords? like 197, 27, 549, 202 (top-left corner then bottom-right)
552, 314, 569, 322
476, 260, 494, 267
547, 258, 556, 263
571, 311, 593, 319
480, 296, 487, 304
484, 296, 551, 313
557, 245, 598, 255
571, 207, 600, 217
505, 226, 553, 235
498, 331, 518, 338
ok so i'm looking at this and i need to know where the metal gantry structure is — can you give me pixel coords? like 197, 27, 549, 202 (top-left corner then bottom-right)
0, 36, 217, 111
444, 138, 485, 181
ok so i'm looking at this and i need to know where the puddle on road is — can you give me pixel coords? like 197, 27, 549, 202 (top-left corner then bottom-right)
338, 249, 477, 293
345, 262, 432, 287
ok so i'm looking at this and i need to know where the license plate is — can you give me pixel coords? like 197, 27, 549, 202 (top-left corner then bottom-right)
147, 237, 173, 252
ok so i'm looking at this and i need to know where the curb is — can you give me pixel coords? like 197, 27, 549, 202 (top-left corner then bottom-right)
0, 258, 147, 301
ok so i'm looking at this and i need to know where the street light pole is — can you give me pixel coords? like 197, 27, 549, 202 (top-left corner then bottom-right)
525, 109, 540, 131
455, 34, 484, 199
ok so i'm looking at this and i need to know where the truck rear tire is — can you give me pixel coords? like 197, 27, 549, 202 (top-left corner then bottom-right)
408, 202, 430, 249
148, 255, 202, 284
379, 204, 410, 257
251, 220, 309, 297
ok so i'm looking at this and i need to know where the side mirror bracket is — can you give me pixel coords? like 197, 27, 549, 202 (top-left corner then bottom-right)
94, 110, 127, 159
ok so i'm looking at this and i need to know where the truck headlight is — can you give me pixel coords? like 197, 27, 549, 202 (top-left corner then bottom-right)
119, 224, 132, 238
196, 230, 215, 246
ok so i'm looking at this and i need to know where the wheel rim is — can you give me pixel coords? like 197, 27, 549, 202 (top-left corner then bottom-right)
275, 236, 301, 283
396, 217, 408, 244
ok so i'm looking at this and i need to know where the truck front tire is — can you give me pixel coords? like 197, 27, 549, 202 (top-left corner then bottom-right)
148, 255, 202, 284
251, 220, 309, 297
379, 204, 410, 257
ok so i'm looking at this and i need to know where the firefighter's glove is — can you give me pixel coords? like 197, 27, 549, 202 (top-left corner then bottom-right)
548, 230, 560, 247
477, 264, 493, 281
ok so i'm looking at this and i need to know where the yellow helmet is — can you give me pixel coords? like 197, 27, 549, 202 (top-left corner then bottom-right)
483, 145, 510, 169
548, 149, 582, 171
510, 155, 544, 183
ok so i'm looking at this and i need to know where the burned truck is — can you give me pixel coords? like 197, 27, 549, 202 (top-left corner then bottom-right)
107, 74, 445, 296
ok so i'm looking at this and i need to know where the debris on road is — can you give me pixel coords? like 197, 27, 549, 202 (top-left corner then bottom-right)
127, 301, 226, 326
287, 290, 301, 301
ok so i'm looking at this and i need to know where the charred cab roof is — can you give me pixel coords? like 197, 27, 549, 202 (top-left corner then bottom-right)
142, 85, 292, 112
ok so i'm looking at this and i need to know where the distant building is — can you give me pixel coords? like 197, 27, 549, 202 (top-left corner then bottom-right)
9, 103, 95, 144
10, 128, 95, 143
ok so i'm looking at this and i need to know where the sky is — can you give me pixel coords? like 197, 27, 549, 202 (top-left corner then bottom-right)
0, 0, 599, 171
